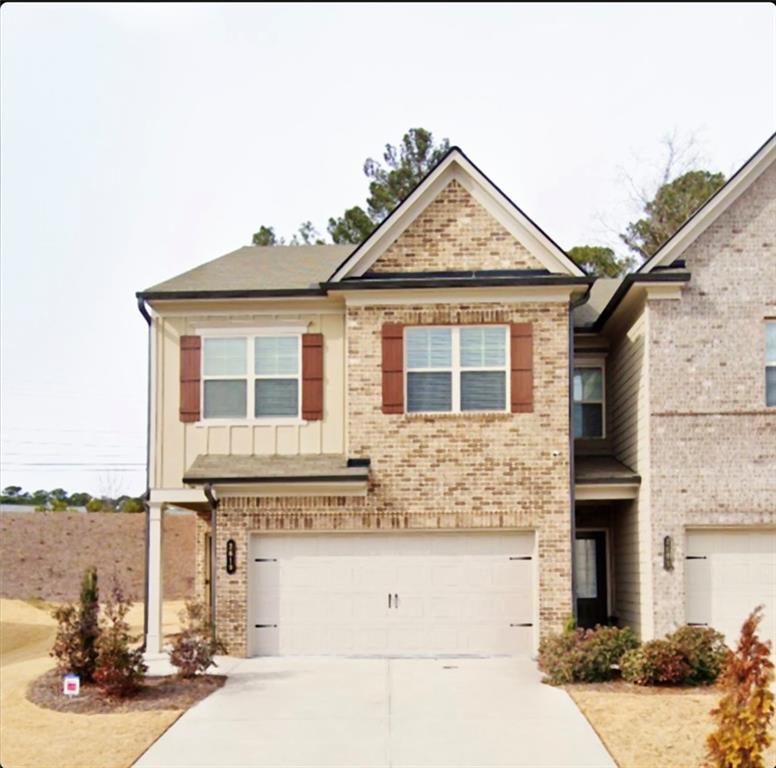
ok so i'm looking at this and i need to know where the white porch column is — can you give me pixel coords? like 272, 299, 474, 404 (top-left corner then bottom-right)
145, 501, 164, 655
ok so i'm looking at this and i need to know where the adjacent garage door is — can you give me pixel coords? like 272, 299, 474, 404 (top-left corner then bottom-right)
250, 532, 535, 657
685, 529, 776, 650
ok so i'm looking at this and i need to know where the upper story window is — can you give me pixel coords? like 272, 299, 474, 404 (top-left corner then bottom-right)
405, 326, 508, 413
573, 365, 604, 438
202, 334, 300, 420
767, 321, 776, 407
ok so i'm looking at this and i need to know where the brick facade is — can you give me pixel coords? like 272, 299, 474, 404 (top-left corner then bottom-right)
646, 161, 776, 636
214, 300, 574, 657
371, 179, 544, 273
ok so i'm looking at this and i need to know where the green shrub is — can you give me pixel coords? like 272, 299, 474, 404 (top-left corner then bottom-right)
539, 624, 638, 685
621, 639, 691, 685
50, 566, 100, 682
94, 582, 146, 697
86, 498, 104, 513
169, 601, 225, 678
669, 625, 727, 685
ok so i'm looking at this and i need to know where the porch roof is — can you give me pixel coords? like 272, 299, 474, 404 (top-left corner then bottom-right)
574, 455, 640, 485
182, 453, 370, 485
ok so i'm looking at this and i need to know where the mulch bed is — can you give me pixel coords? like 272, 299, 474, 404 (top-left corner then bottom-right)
27, 669, 226, 714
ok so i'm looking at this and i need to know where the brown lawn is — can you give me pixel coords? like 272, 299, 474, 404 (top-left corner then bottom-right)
567, 681, 776, 768
0, 598, 197, 768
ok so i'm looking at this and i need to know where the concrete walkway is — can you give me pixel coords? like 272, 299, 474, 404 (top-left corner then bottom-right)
135, 657, 614, 768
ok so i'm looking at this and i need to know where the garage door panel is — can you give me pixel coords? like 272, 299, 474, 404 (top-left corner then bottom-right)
686, 530, 775, 648
251, 532, 535, 657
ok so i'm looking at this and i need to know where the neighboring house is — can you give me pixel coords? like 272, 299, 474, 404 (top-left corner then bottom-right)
137, 135, 776, 659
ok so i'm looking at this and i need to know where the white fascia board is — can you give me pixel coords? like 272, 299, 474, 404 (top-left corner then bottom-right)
640, 133, 776, 273
575, 483, 640, 501
330, 149, 585, 281
150, 488, 209, 504
213, 481, 368, 497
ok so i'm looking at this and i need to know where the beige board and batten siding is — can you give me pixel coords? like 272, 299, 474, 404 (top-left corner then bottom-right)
605, 299, 654, 638
151, 301, 346, 490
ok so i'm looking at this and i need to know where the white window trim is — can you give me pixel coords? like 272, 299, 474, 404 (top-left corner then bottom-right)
197, 328, 306, 426
766, 320, 776, 408
403, 325, 510, 415
573, 359, 606, 439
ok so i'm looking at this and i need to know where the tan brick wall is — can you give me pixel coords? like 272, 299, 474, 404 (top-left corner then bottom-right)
646, 161, 776, 636
371, 180, 544, 273
212, 300, 574, 657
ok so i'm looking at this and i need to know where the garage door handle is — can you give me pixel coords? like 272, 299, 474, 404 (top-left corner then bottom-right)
394, 593, 399, 609
686, 556, 707, 560
388, 593, 392, 608
510, 623, 533, 627
255, 624, 278, 629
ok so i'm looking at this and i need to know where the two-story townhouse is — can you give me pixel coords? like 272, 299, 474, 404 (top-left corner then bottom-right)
571, 132, 776, 648
137, 135, 775, 661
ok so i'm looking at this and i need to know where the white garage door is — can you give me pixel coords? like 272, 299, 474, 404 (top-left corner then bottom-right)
250, 532, 535, 657
685, 529, 776, 650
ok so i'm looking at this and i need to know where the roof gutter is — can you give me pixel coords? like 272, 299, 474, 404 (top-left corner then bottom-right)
569, 284, 592, 626
322, 276, 594, 291
183, 474, 369, 485
136, 288, 326, 301
203, 484, 219, 637
136, 296, 152, 651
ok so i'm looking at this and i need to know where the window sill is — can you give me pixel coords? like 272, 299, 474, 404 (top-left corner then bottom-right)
192, 418, 308, 428
401, 411, 513, 422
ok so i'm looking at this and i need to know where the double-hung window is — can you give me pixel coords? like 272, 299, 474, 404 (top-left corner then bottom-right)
405, 326, 508, 413
767, 321, 776, 407
202, 334, 301, 420
573, 365, 605, 438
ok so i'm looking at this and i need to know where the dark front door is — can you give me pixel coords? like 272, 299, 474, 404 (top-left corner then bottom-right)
575, 531, 608, 629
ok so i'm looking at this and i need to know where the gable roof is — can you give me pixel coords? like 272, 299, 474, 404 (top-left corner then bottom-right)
329, 147, 586, 281
138, 245, 353, 299
639, 131, 776, 273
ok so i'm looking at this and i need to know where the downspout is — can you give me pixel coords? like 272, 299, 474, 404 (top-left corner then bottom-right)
568, 284, 592, 626
137, 296, 153, 650
203, 483, 219, 637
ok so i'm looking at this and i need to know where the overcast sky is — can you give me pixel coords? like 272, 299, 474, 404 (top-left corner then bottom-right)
1, 3, 774, 497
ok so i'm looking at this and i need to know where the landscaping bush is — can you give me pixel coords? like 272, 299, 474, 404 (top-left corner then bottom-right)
169, 601, 225, 678
93, 582, 147, 697
620, 625, 728, 687
621, 639, 691, 685
50, 566, 100, 681
706, 606, 774, 768
539, 624, 638, 685
669, 625, 727, 685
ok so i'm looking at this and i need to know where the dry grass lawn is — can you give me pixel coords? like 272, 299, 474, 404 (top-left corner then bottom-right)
568, 682, 776, 768
0, 598, 188, 768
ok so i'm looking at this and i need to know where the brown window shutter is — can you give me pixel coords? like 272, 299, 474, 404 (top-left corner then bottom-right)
302, 333, 324, 420
180, 335, 201, 423
510, 323, 533, 413
382, 323, 404, 414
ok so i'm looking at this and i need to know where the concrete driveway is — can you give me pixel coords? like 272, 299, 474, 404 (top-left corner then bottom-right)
135, 657, 614, 768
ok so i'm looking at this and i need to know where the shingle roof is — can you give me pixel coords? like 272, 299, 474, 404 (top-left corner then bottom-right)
140, 245, 354, 297
183, 453, 369, 484
574, 455, 640, 484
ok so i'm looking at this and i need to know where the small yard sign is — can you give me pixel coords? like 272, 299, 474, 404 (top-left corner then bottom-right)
63, 674, 80, 697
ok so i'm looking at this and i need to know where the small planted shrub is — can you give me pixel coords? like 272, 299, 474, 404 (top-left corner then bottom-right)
170, 601, 225, 678
621, 625, 729, 687
669, 625, 727, 685
50, 566, 100, 682
93, 582, 147, 697
706, 606, 774, 768
539, 624, 638, 685
621, 639, 691, 685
